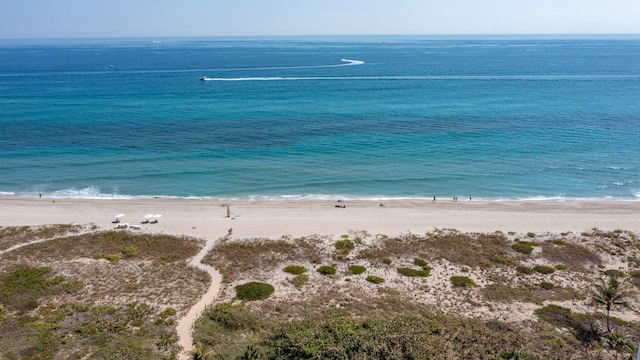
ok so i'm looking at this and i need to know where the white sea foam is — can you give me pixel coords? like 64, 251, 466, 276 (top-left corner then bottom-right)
47, 186, 133, 199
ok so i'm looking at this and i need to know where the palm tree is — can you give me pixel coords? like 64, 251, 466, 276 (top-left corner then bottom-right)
591, 275, 628, 333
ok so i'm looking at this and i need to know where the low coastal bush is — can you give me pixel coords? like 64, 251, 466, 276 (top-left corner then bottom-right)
450, 276, 476, 288
235, 282, 275, 301
512, 242, 534, 255
0, 304, 5, 324
413, 258, 428, 267
348, 265, 366, 275
335, 239, 355, 256
158, 307, 176, 319
551, 239, 567, 246
317, 265, 337, 275
121, 245, 139, 257
527, 232, 536, 238
533, 265, 555, 274
292, 274, 309, 288
603, 269, 625, 277
516, 265, 534, 275
382, 258, 392, 265
555, 264, 566, 270
283, 265, 307, 275
365, 275, 385, 284
397, 267, 430, 277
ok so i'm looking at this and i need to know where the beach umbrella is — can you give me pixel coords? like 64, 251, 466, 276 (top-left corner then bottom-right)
144, 214, 154, 219
154, 214, 162, 219
115, 214, 124, 218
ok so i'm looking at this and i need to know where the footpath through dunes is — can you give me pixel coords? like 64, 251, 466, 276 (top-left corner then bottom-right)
176, 236, 222, 360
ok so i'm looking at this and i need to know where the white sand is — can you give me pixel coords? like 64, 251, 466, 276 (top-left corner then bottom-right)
1, 198, 638, 239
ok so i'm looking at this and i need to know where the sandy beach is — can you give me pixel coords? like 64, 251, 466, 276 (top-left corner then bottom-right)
1, 198, 638, 238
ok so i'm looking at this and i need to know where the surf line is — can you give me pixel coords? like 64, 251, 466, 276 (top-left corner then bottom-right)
200, 58, 364, 81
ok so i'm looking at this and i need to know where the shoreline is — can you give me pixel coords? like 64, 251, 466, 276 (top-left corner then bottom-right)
1, 197, 638, 239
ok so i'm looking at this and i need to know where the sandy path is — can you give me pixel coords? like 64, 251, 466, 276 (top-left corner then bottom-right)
176, 236, 222, 360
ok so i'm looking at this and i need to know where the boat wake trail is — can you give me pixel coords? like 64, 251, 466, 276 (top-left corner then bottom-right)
200, 58, 364, 81
340, 58, 365, 65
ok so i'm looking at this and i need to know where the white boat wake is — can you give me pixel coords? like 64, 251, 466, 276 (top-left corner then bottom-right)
200, 58, 364, 81
340, 58, 365, 65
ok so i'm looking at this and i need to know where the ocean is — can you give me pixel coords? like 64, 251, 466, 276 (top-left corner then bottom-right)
1, 35, 639, 201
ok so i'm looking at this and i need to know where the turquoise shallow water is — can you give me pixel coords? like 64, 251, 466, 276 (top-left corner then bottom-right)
1, 36, 639, 200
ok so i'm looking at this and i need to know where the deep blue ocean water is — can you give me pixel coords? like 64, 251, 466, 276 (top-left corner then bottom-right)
1, 35, 639, 201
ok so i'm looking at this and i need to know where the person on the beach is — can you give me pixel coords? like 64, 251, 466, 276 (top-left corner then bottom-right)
228, 228, 233, 235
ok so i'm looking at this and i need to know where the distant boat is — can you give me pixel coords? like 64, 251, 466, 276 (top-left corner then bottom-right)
200, 76, 207, 81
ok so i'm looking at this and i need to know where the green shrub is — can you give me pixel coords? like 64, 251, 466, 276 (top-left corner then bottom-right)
533, 265, 555, 274
292, 274, 309, 288
121, 245, 139, 257
397, 268, 430, 277
283, 265, 307, 275
336, 239, 354, 250
203, 302, 262, 331
0, 304, 5, 324
335, 239, 355, 256
603, 269, 625, 277
495, 230, 503, 234
551, 239, 566, 246
413, 258, 428, 267
516, 266, 534, 275
365, 276, 385, 284
512, 243, 534, 255
554, 264, 566, 270
535, 304, 573, 325
235, 282, 275, 301
317, 266, 337, 275
450, 276, 477, 288
508, 231, 516, 236
527, 232, 536, 238
382, 258, 392, 265
158, 307, 176, 319
348, 265, 366, 275
630, 270, 640, 277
